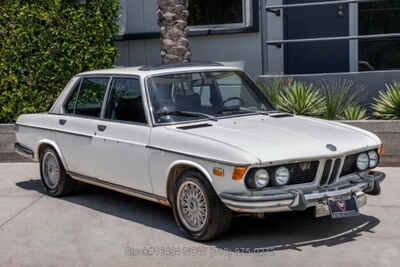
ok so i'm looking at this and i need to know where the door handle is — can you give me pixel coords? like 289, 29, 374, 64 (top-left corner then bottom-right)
97, 125, 107, 132
59, 119, 67, 125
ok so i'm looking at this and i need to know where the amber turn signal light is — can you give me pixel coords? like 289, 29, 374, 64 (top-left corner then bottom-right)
232, 167, 247, 180
378, 144, 384, 157
213, 168, 224, 177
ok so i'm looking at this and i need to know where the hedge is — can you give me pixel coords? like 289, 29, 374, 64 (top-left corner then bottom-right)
0, 0, 120, 123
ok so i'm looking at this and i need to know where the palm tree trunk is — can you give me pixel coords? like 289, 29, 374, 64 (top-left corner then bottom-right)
157, 0, 191, 64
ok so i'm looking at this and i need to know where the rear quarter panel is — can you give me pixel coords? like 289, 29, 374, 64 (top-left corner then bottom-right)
16, 113, 60, 162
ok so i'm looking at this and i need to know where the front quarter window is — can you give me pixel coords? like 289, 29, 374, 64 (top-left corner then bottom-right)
147, 71, 274, 124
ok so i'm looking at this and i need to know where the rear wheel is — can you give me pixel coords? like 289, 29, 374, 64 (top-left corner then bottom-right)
172, 170, 232, 241
40, 147, 78, 197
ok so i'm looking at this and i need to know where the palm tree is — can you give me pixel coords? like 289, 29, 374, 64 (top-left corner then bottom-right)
157, 0, 191, 64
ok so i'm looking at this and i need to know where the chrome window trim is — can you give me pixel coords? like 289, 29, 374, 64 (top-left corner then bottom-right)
58, 74, 152, 128
101, 75, 152, 126
61, 75, 111, 119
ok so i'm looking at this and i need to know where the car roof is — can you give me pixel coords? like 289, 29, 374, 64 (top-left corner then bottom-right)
77, 62, 242, 77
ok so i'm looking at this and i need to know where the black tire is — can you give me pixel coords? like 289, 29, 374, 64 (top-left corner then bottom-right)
40, 147, 78, 197
172, 169, 232, 241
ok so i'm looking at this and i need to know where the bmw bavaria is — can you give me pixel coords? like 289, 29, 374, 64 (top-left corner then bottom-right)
15, 63, 385, 241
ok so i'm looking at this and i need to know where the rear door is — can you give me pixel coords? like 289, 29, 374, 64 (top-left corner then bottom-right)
56, 76, 110, 177
90, 76, 152, 192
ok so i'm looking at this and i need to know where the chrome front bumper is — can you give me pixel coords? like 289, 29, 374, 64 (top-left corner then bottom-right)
220, 171, 385, 213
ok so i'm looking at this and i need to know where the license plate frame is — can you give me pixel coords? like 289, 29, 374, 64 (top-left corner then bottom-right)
328, 195, 360, 219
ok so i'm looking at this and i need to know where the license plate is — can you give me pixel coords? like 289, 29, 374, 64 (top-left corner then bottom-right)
328, 196, 360, 218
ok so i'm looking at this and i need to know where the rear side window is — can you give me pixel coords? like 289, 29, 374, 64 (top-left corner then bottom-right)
71, 77, 109, 118
65, 80, 81, 114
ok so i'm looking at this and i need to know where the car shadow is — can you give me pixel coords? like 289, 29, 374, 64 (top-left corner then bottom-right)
16, 179, 380, 253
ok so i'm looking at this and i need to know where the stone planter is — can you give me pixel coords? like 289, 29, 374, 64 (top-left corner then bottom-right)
341, 120, 400, 167
0, 124, 16, 153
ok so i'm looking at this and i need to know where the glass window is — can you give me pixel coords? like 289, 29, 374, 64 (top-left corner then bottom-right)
74, 77, 109, 117
188, 0, 244, 26
65, 80, 81, 114
359, 1, 400, 71
105, 78, 147, 124
147, 71, 274, 124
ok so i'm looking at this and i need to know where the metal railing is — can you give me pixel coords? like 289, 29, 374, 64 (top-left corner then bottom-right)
266, 0, 379, 12
265, 0, 396, 47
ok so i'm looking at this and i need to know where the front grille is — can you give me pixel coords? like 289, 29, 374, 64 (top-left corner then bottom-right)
320, 159, 332, 185
265, 161, 319, 185
289, 161, 320, 185
329, 159, 342, 184
340, 153, 359, 177
320, 159, 342, 186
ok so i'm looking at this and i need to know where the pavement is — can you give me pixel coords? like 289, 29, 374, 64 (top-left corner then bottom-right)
0, 163, 399, 267
0, 153, 33, 163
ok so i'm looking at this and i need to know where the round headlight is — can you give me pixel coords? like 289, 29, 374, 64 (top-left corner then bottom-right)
254, 169, 270, 188
356, 153, 369, 170
368, 150, 379, 168
274, 167, 290, 186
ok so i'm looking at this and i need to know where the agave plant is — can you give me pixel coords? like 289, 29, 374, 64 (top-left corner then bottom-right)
372, 82, 400, 120
257, 77, 291, 107
278, 81, 326, 116
319, 79, 363, 120
342, 105, 368, 120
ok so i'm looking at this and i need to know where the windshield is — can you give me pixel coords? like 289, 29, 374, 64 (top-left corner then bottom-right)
147, 71, 275, 124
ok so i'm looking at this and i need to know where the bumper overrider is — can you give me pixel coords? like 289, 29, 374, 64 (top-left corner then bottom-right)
220, 171, 385, 213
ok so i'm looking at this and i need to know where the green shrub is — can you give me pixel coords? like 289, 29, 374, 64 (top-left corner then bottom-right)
342, 105, 368, 120
278, 81, 326, 116
0, 0, 120, 123
371, 82, 400, 120
319, 79, 363, 120
257, 77, 292, 107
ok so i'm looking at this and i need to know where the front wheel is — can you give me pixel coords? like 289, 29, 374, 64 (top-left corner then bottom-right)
172, 170, 232, 241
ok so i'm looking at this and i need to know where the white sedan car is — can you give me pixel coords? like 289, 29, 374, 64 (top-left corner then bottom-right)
15, 63, 385, 241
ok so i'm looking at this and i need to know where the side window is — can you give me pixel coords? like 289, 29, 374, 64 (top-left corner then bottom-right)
105, 78, 147, 124
65, 80, 81, 114
74, 77, 109, 117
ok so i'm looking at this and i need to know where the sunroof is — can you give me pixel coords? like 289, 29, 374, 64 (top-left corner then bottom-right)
138, 61, 223, 71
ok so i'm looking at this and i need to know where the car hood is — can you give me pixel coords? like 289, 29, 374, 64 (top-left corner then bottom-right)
168, 115, 381, 164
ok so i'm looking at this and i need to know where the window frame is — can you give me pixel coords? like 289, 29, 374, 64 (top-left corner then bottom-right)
188, 0, 251, 31
144, 69, 276, 127
102, 75, 150, 126
62, 75, 111, 119
117, 0, 258, 41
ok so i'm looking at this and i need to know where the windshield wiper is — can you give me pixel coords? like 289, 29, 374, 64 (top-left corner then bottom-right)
217, 107, 282, 116
156, 111, 218, 121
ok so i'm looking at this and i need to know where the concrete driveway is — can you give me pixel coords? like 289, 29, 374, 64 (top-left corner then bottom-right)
0, 163, 399, 267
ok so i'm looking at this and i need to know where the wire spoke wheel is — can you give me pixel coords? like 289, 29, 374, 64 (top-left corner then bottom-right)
42, 152, 61, 190
177, 181, 208, 232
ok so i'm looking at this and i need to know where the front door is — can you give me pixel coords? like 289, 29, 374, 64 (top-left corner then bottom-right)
92, 77, 152, 192
284, 0, 350, 74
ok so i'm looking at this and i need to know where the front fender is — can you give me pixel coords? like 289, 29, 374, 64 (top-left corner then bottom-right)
166, 159, 213, 185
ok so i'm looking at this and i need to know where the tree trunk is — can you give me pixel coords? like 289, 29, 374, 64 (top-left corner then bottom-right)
157, 0, 191, 64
